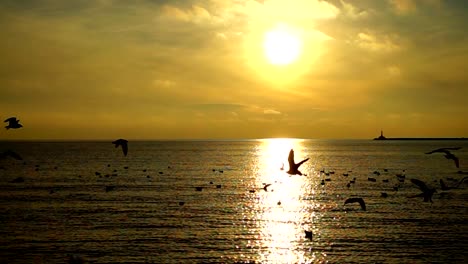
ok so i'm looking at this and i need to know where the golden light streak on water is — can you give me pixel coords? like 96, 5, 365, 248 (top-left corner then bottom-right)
251, 138, 321, 262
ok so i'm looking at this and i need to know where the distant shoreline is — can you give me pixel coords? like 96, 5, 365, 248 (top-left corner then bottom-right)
373, 137, 468, 141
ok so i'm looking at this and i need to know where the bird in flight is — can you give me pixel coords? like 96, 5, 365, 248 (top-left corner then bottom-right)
409, 178, 437, 203
4, 117, 23, 129
425, 147, 461, 168
344, 197, 366, 211
112, 139, 128, 156
286, 149, 309, 175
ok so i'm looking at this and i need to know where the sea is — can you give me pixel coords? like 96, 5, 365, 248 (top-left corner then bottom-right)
0, 139, 467, 263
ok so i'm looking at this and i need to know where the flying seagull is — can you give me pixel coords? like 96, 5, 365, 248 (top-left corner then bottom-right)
286, 149, 309, 175
344, 197, 366, 211
112, 139, 128, 156
4, 117, 23, 129
425, 147, 461, 168
263, 183, 272, 191
304, 230, 313, 241
410, 178, 437, 203
0, 150, 23, 160
439, 179, 460, 191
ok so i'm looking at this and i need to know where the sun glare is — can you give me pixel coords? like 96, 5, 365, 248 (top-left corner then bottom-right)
263, 25, 302, 66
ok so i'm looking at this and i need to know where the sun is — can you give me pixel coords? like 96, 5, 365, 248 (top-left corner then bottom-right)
263, 25, 302, 66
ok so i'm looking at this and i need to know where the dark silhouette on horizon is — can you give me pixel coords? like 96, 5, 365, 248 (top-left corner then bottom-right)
410, 179, 437, 203
425, 147, 461, 168
344, 197, 366, 211
4, 117, 23, 129
286, 149, 309, 175
112, 139, 128, 156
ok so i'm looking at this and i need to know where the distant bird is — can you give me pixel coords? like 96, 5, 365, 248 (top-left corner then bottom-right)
280, 163, 284, 171
439, 179, 460, 190
4, 117, 23, 129
0, 150, 23, 160
286, 149, 309, 175
304, 230, 313, 241
263, 183, 272, 191
410, 178, 437, 203
344, 197, 366, 211
458, 177, 468, 186
425, 147, 461, 168
112, 139, 128, 156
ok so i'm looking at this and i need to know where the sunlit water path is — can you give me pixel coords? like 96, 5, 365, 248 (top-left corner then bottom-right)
1, 139, 467, 263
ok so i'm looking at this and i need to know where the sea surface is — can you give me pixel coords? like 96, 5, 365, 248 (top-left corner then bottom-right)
0, 139, 467, 263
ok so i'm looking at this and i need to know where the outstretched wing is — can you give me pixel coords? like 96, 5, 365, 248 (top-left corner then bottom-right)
453, 156, 459, 168
425, 147, 461, 154
296, 158, 310, 168
411, 178, 430, 193
344, 197, 366, 211
4, 117, 17, 123
288, 149, 295, 169
121, 142, 128, 156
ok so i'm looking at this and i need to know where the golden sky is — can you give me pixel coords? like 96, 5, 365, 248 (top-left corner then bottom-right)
1, 0, 467, 139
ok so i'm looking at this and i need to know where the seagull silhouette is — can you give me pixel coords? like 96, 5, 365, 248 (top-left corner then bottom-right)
112, 139, 128, 156
304, 230, 313, 241
410, 178, 437, 203
4, 117, 23, 129
439, 179, 460, 190
0, 150, 23, 160
263, 183, 272, 191
425, 147, 461, 168
344, 197, 366, 211
286, 149, 309, 175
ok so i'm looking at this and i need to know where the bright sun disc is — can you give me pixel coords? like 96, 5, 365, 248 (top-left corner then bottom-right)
264, 26, 302, 66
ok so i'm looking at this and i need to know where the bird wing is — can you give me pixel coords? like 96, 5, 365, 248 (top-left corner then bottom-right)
426, 147, 461, 154
457, 177, 468, 187
296, 158, 310, 168
344, 197, 366, 211
425, 148, 449, 154
288, 149, 295, 169
4, 117, 17, 123
263, 183, 272, 191
122, 142, 128, 156
411, 179, 430, 193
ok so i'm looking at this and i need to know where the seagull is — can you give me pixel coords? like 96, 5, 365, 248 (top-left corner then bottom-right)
439, 179, 460, 190
286, 149, 309, 175
409, 178, 437, 203
4, 117, 23, 129
304, 230, 313, 241
0, 150, 23, 160
458, 176, 468, 186
344, 197, 366, 211
112, 139, 128, 156
425, 147, 461, 168
263, 183, 272, 191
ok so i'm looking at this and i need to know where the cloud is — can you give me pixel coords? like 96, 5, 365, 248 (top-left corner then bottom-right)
263, 109, 281, 115
355, 32, 402, 52
389, 0, 443, 14
340, 0, 369, 19
161, 4, 212, 23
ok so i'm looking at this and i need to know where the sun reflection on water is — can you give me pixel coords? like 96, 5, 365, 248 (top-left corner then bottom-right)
251, 138, 321, 263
